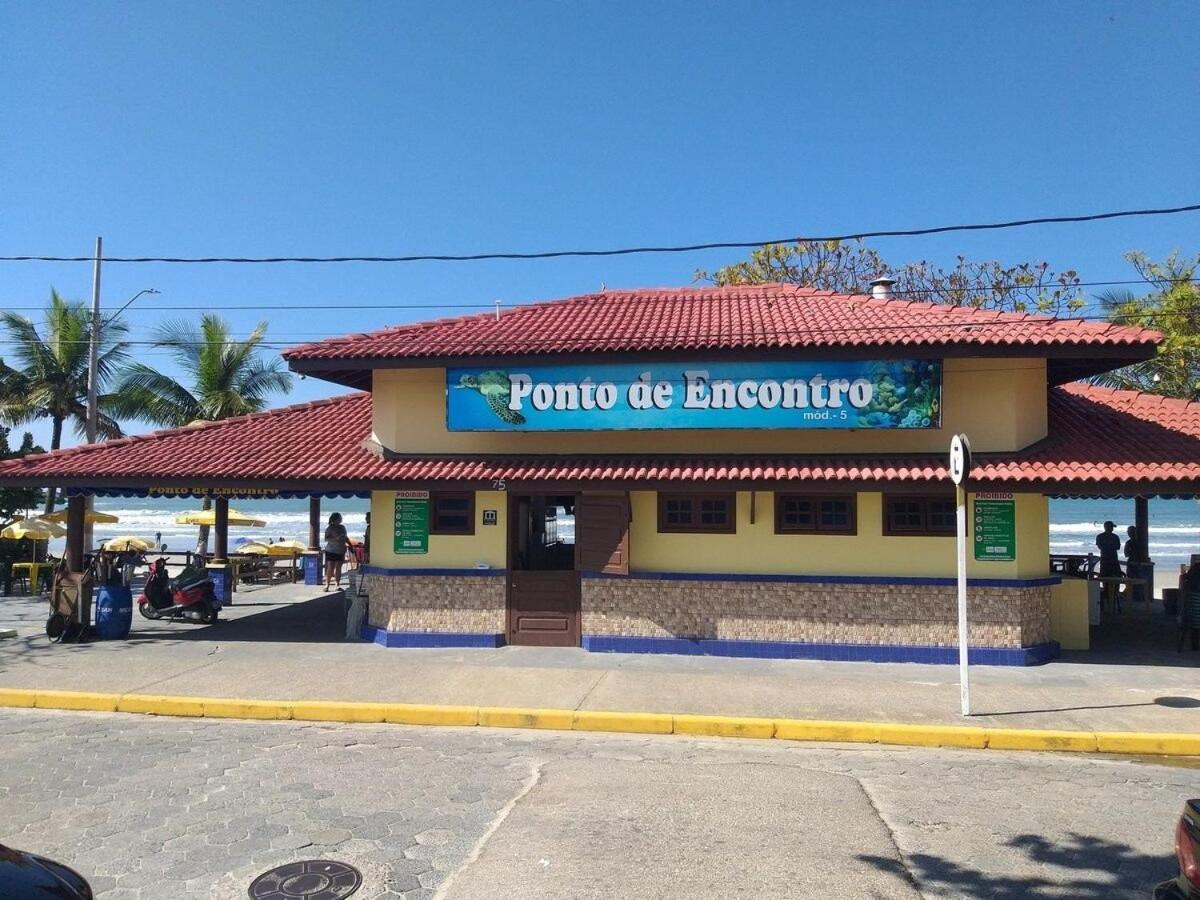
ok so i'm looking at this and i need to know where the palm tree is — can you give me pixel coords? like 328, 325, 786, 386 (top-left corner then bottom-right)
1092, 252, 1200, 399
110, 314, 292, 551
0, 291, 130, 513
111, 315, 291, 426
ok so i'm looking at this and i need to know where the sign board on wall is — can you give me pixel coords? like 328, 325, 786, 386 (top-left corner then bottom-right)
446, 360, 941, 431
393, 490, 429, 555
973, 492, 1016, 561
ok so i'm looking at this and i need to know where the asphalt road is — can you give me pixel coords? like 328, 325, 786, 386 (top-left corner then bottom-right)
0, 709, 1194, 899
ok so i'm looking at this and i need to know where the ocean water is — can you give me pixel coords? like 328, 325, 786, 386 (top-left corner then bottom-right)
1048, 497, 1199, 578
47, 496, 370, 555
46, 495, 1199, 576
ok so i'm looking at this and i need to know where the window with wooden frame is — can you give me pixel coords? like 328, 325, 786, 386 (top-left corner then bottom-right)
774, 493, 857, 535
429, 492, 475, 535
657, 492, 736, 533
883, 494, 958, 536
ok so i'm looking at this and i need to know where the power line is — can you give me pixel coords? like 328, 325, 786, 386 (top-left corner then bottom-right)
1, 202, 1199, 264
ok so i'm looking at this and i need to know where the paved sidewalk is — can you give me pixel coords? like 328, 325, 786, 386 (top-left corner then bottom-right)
1, 586, 1197, 733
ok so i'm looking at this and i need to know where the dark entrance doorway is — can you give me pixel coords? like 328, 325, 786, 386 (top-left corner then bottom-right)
507, 495, 581, 646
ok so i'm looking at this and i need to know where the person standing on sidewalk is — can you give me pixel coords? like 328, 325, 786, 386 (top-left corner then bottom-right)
323, 512, 353, 591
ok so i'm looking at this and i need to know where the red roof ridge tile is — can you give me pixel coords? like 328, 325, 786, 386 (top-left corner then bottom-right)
1060, 381, 1200, 411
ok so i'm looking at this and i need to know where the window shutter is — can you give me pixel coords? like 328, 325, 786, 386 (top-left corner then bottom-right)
576, 493, 630, 575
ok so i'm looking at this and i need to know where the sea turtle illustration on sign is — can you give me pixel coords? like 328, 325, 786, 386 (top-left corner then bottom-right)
456, 371, 526, 425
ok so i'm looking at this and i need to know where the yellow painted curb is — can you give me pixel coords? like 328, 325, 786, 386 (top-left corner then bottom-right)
33, 690, 119, 712
293, 701, 388, 723
202, 699, 293, 720
986, 728, 1098, 753
383, 704, 479, 727
572, 710, 673, 735
877, 723, 989, 750
775, 719, 881, 744
0, 688, 37, 708
479, 707, 575, 730
1094, 731, 1200, 757
117, 694, 205, 717
1, 689, 1198, 757
673, 714, 776, 740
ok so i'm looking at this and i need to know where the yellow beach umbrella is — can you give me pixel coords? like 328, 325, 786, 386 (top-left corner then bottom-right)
1, 517, 66, 563
1, 518, 67, 540
236, 542, 298, 557
271, 539, 307, 552
101, 536, 153, 552
44, 509, 120, 525
175, 508, 267, 528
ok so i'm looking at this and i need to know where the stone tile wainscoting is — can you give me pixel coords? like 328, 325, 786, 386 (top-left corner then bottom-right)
581, 573, 1059, 665
363, 568, 505, 647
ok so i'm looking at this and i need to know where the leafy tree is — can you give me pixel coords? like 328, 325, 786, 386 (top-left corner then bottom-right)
0, 427, 45, 527
696, 239, 1084, 315
110, 314, 292, 552
1093, 251, 1200, 399
0, 291, 130, 513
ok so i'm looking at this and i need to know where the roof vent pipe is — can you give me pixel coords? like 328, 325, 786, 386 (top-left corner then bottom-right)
869, 277, 896, 300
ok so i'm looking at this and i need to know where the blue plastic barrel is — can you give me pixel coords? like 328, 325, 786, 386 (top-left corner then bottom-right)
302, 552, 322, 586
94, 584, 133, 639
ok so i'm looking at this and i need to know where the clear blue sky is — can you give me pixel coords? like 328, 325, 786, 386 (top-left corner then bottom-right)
2, 1, 1198, 450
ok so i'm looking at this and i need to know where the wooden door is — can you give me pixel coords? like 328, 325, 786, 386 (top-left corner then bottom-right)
507, 570, 581, 646
576, 493, 630, 575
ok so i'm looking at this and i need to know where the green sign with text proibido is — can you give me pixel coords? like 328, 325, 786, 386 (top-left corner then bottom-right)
973, 492, 1016, 562
393, 491, 429, 555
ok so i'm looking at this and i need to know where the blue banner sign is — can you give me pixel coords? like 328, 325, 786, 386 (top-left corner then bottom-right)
446, 360, 941, 431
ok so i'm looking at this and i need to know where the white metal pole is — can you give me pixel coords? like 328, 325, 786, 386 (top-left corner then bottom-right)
86, 236, 102, 443
956, 483, 971, 716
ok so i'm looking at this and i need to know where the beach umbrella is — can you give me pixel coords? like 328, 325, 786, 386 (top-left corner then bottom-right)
175, 508, 267, 528
237, 542, 299, 557
1, 518, 67, 540
101, 536, 153, 552
44, 509, 120, 525
1, 517, 66, 563
271, 539, 307, 552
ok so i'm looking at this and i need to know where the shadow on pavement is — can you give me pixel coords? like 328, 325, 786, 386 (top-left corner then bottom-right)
859, 832, 1172, 899
127, 591, 349, 644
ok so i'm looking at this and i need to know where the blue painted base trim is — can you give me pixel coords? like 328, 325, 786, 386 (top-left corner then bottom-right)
361, 624, 505, 648
581, 635, 1061, 666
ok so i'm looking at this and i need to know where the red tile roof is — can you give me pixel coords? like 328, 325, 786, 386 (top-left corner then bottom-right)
0, 383, 1197, 495
283, 284, 1161, 364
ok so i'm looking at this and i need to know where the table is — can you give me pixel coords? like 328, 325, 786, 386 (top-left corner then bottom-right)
10, 562, 52, 594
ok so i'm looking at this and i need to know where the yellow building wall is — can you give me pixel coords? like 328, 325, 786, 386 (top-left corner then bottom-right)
1049, 578, 1091, 650
371, 357, 1048, 455
629, 491, 1050, 580
368, 490, 508, 570
369, 488, 1051, 581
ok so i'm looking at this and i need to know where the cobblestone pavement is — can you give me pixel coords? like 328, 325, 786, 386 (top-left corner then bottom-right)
0, 709, 1195, 899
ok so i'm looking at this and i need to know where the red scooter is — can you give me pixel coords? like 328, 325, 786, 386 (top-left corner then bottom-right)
138, 559, 220, 624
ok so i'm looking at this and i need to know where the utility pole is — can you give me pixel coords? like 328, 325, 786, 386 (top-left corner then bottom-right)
83, 236, 103, 555
86, 236, 103, 444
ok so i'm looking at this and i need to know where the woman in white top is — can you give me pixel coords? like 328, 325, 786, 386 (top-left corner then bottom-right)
323, 512, 353, 591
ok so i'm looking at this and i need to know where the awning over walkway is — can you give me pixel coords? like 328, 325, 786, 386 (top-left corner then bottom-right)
0, 383, 1197, 496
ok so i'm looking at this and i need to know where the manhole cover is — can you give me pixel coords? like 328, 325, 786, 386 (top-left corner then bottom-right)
248, 860, 362, 899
